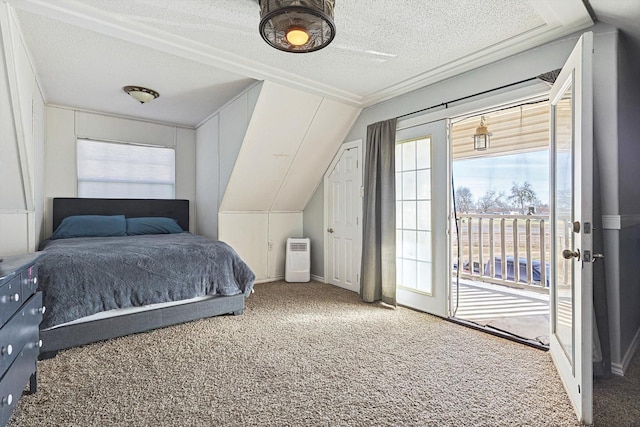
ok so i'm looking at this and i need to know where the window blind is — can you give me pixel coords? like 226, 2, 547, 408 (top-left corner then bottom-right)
77, 139, 175, 199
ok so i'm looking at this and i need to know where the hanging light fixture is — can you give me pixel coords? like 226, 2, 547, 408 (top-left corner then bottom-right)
259, 0, 336, 53
123, 86, 159, 104
473, 116, 492, 151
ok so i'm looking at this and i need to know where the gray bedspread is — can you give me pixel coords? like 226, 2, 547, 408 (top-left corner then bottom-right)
37, 233, 255, 329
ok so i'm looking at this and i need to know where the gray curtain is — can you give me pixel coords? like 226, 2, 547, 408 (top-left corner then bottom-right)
360, 119, 397, 305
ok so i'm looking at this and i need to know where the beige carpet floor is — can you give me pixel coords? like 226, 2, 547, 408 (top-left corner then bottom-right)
7, 281, 623, 426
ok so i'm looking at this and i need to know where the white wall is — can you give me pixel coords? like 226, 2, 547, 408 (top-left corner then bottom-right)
43, 108, 197, 237
0, 6, 45, 256
610, 31, 640, 373
195, 82, 262, 240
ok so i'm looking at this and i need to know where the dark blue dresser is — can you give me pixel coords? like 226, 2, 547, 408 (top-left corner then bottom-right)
0, 253, 44, 426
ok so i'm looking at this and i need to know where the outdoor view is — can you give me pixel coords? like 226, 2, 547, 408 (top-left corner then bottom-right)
451, 101, 553, 290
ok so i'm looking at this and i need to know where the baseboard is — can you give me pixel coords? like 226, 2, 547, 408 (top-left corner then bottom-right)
311, 274, 325, 283
612, 325, 640, 376
254, 276, 284, 284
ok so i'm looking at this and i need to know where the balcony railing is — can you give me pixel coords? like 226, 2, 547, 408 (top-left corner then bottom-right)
453, 214, 550, 293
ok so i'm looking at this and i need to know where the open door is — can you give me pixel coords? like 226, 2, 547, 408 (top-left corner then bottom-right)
549, 32, 593, 425
395, 119, 449, 317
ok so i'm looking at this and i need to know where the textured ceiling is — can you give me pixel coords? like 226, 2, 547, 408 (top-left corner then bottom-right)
9, 0, 597, 127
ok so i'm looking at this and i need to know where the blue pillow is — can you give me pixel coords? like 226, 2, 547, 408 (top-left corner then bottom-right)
126, 217, 184, 235
50, 215, 127, 240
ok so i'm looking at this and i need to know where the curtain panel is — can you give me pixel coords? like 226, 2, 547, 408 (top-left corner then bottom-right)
360, 119, 397, 305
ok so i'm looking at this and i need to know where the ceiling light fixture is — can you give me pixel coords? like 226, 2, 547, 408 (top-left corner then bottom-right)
123, 86, 159, 104
259, 0, 336, 53
473, 116, 492, 151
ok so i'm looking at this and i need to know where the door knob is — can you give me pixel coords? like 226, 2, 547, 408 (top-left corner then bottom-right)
327, 228, 334, 233
562, 249, 580, 260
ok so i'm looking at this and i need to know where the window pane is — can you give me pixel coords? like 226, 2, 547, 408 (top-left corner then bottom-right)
416, 137, 431, 169
395, 144, 402, 171
402, 171, 416, 200
417, 170, 431, 200
402, 140, 416, 171
417, 261, 432, 294
403, 259, 417, 289
77, 139, 175, 199
403, 201, 417, 230
417, 201, 431, 231
395, 172, 402, 201
403, 230, 417, 259
417, 230, 431, 261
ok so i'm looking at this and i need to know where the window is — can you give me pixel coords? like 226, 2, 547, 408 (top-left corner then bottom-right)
396, 136, 433, 294
77, 139, 175, 199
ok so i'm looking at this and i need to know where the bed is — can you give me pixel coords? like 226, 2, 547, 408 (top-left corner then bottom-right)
37, 198, 255, 358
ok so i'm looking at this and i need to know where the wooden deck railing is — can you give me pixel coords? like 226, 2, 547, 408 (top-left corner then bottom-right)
453, 214, 550, 293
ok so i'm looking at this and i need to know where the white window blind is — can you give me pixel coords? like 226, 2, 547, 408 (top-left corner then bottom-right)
77, 139, 175, 199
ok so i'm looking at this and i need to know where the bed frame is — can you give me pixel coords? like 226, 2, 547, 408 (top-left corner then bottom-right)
39, 198, 245, 359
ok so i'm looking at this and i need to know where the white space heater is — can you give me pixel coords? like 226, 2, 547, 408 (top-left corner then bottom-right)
285, 237, 310, 283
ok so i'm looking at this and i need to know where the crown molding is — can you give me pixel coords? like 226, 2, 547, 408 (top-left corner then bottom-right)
6, 0, 364, 105
7, 0, 593, 108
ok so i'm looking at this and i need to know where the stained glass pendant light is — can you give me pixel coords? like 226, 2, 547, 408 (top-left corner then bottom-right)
259, 0, 336, 53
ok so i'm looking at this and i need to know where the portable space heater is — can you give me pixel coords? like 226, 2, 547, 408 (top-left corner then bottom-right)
285, 237, 310, 282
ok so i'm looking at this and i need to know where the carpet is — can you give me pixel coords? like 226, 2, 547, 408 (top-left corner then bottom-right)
8, 281, 591, 426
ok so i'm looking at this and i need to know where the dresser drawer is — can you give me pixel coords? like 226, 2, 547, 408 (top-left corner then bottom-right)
0, 338, 39, 427
0, 293, 43, 378
0, 276, 22, 328
20, 265, 38, 302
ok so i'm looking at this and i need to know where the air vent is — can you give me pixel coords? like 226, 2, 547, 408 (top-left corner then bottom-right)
290, 242, 308, 252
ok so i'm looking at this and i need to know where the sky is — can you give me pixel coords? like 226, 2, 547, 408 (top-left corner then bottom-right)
452, 150, 550, 205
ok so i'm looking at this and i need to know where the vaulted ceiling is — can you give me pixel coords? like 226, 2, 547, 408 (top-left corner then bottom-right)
6, 0, 633, 128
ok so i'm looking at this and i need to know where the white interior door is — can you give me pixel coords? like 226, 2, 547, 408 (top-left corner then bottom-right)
549, 32, 593, 425
395, 120, 449, 317
325, 141, 361, 292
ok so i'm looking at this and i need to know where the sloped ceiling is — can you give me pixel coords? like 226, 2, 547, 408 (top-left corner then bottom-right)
220, 81, 360, 212
7, 0, 596, 127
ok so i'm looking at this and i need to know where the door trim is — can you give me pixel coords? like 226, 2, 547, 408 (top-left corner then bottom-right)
323, 139, 363, 292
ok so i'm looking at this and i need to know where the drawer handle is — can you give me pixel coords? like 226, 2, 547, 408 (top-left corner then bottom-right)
31, 340, 43, 349
33, 306, 46, 315
1, 293, 20, 303
1, 345, 12, 356
1, 394, 12, 406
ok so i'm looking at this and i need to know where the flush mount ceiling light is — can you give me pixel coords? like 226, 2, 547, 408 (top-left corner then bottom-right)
123, 86, 159, 104
473, 116, 492, 151
259, 0, 336, 53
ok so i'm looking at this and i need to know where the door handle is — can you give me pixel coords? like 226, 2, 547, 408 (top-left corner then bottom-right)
327, 228, 334, 233
562, 249, 580, 260
591, 253, 604, 263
